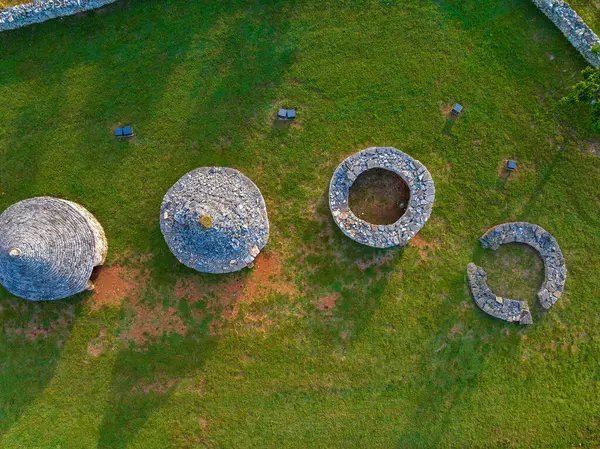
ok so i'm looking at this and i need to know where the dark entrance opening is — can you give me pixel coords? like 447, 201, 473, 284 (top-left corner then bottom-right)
348, 168, 410, 225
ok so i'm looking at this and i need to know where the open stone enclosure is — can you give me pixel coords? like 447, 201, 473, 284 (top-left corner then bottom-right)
329, 147, 435, 248
467, 263, 533, 325
467, 222, 567, 325
160, 167, 269, 274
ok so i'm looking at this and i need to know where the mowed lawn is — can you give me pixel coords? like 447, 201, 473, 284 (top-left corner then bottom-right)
1, 0, 600, 448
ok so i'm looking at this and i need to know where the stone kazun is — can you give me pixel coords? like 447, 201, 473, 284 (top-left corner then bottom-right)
0, 197, 108, 301
160, 167, 269, 274
467, 222, 567, 325
329, 147, 435, 248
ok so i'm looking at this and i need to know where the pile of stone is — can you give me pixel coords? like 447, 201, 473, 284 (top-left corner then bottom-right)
0, 0, 116, 31
531, 0, 600, 68
329, 147, 435, 248
467, 263, 533, 325
480, 222, 567, 309
160, 167, 269, 274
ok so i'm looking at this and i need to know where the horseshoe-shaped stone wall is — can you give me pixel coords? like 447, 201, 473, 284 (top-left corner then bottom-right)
467, 222, 567, 325
467, 263, 533, 325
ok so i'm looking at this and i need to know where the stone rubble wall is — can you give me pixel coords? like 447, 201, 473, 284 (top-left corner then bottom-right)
480, 222, 567, 310
532, 0, 600, 68
0, 0, 116, 31
329, 147, 434, 248
467, 263, 533, 325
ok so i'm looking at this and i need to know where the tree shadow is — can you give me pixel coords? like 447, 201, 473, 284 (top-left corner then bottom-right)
0, 0, 297, 444
0, 294, 85, 439
395, 272, 519, 448
96, 333, 216, 449
297, 184, 405, 343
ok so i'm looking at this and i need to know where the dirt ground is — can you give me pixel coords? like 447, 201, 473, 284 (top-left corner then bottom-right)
348, 168, 409, 224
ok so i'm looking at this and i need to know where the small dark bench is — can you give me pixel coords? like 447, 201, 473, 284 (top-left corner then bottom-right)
114, 126, 134, 138
451, 103, 463, 116
277, 109, 296, 120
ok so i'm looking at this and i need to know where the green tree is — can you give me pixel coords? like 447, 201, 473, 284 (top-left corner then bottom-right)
562, 66, 600, 132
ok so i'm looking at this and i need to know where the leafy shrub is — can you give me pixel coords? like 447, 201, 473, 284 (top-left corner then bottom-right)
562, 66, 600, 132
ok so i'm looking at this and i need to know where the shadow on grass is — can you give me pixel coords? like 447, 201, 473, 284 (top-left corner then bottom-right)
395, 272, 516, 448
441, 117, 457, 135
297, 185, 404, 343
515, 148, 564, 220
0, 0, 297, 445
0, 295, 85, 439
96, 333, 216, 449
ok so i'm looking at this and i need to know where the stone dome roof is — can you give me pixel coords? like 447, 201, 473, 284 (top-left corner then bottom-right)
160, 167, 269, 274
0, 197, 108, 301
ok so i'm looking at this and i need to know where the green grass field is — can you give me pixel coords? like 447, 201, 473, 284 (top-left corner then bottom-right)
1, 0, 600, 447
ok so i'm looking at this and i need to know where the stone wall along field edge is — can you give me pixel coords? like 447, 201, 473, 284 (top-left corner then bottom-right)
532, 0, 600, 68
0, 0, 117, 31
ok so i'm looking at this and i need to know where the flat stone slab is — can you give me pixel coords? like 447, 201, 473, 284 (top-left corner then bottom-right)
160, 167, 269, 274
329, 147, 435, 248
467, 222, 567, 324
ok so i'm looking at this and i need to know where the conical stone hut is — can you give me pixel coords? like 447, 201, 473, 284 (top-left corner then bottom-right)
160, 167, 269, 274
0, 197, 108, 301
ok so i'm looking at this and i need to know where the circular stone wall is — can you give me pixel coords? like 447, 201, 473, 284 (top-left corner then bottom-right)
329, 147, 435, 248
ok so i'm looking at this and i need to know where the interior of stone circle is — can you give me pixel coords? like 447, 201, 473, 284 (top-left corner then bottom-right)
348, 168, 410, 225
476, 242, 545, 306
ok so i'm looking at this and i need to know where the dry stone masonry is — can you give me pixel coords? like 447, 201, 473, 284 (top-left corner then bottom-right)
160, 167, 269, 274
0, 197, 107, 301
329, 147, 435, 248
467, 222, 566, 325
467, 263, 533, 325
532, 0, 600, 68
0, 0, 116, 31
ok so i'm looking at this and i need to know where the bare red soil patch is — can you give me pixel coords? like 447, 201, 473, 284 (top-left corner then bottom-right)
1, 300, 74, 341
355, 250, 398, 271
440, 103, 454, 117
91, 265, 144, 311
174, 252, 296, 333
314, 292, 342, 312
134, 376, 180, 394
120, 304, 187, 347
87, 327, 108, 357
409, 234, 439, 261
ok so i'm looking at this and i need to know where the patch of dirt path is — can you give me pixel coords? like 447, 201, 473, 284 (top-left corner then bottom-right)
174, 252, 297, 333
90, 265, 145, 311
